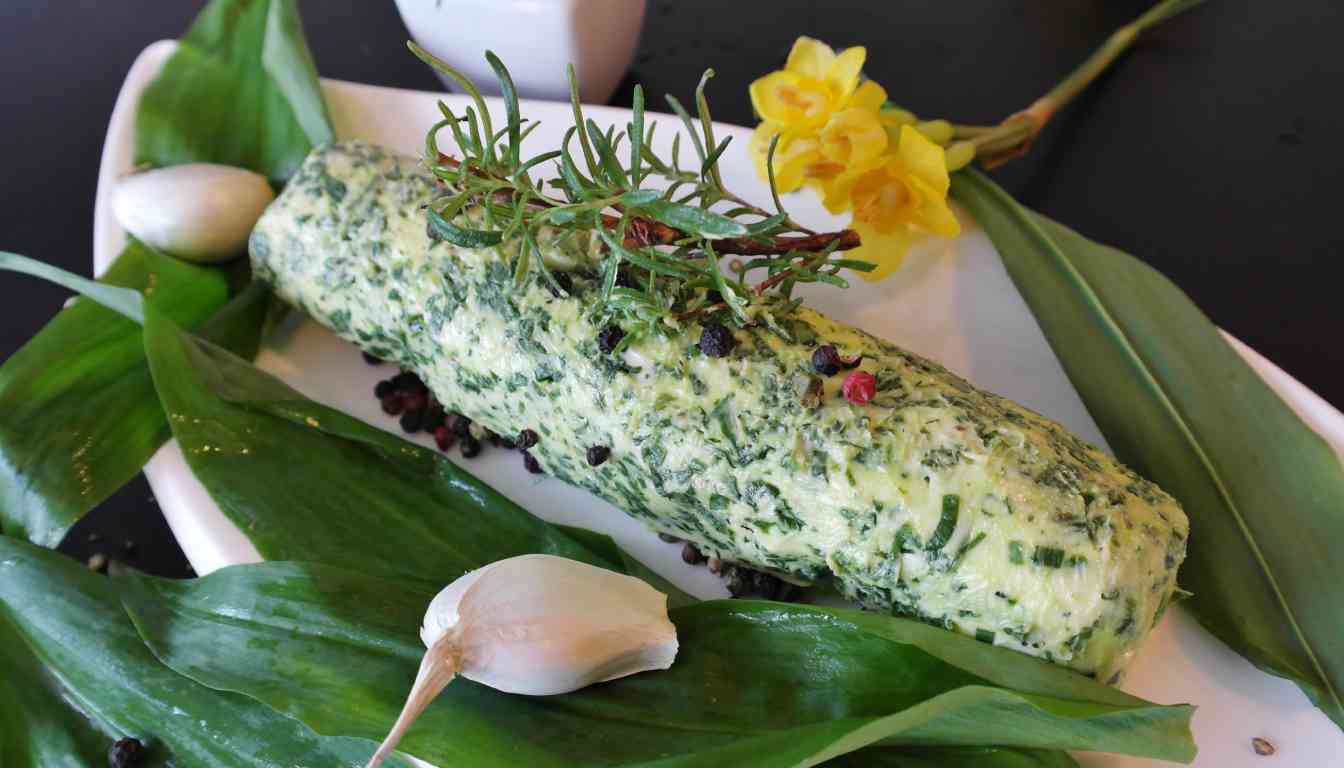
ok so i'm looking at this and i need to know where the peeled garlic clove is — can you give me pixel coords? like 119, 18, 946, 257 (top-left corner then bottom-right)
112, 163, 274, 263
368, 554, 678, 767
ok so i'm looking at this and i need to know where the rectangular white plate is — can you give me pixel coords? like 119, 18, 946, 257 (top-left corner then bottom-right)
94, 40, 1344, 768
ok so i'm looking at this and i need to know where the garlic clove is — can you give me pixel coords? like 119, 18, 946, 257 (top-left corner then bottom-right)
451, 554, 678, 695
368, 554, 678, 768
112, 163, 274, 263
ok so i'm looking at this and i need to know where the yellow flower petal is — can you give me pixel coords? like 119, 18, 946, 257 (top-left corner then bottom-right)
826, 46, 866, 100
820, 156, 877, 214
880, 107, 917, 126
819, 107, 888, 169
849, 222, 913, 282
846, 80, 888, 111
785, 37, 836, 80
749, 71, 834, 129
906, 176, 961, 236
896, 125, 951, 194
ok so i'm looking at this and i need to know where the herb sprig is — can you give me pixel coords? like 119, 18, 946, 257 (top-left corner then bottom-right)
408, 43, 869, 349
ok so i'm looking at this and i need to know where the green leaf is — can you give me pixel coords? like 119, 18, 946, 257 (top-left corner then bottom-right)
136, 0, 334, 185
427, 206, 504, 248
137, 300, 693, 596
953, 169, 1344, 730
629, 84, 645, 185
586, 118, 631, 189
638, 200, 749, 239
118, 561, 1195, 766
0, 536, 411, 766
484, 50, 521, 168
0, 245, 227, 546
0, 614, 112, 766
596, 230, 697, 278
620, 189, 662, 207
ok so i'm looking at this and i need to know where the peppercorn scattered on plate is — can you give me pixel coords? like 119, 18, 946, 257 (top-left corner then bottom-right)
93, 41, 1344, 767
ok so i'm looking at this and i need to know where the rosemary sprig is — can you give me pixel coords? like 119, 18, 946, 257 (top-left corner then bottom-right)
407, 42, 868, 344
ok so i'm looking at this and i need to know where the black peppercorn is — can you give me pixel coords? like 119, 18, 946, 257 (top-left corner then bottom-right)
402, 390, 428, 413
516, 428, 539, 449
446, 412, 472, 437
391, 371, 424, 393
597, 325, 625, 354
109, 737, 145, 768
490, 432, 516, 449
811, 344, 842, 376
698, 321, 736, 357
361, 350, 383, 366
522, 450, 543, 474
724, 566, 751, 597
374, 379, 393, 399
720, 564, 794, 601
423, 406, 446, 431
586, 445, 611, 466
459, 434, 481, 458
681, 542, 705, 565
840, 352, 863, 369
546, 270, 573, 298
380, 395, 404, 416
399, 408, 424, 433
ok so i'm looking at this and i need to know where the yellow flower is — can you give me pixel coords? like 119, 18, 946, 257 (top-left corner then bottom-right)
826, 125, 961, 281
749, 37, 866, 131
751, 81, 891, 195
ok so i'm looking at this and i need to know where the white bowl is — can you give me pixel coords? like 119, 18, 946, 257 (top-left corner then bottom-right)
394, 0, 647, 104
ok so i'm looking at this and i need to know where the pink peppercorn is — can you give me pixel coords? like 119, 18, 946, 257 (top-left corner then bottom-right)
842, 371, 876, 404
432, 425, 454, 451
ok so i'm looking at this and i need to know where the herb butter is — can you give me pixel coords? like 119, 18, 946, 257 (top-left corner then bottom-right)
250, 141, 1188, 681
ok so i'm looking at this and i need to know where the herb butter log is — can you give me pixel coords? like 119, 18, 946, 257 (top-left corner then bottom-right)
250, 141, 1188, 681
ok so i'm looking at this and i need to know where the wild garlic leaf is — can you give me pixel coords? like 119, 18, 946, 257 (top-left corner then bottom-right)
953, 169, 1344, 731
136, 0, 333, 185
0, 536, 411, 767
118, 560, 1195, 767
0, 245, 226, 546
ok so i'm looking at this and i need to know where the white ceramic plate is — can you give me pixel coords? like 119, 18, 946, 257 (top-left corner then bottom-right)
95, 41, 1344, 767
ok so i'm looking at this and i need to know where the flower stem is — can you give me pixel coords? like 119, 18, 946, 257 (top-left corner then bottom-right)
972, 0, 1204, 168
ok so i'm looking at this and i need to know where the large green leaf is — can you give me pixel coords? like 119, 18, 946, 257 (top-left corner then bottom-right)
0, 535, 412, 767
0, 615, 114, 767
136, 0, 333, 185
0, 244, 228, 546
117, 560, 1195, 766
952, 170, 1344, 730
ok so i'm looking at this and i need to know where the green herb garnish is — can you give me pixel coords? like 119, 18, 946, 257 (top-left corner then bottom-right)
406, 43, 871, 347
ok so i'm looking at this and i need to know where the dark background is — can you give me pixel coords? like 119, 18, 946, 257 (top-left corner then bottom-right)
1, 1, 1340, 577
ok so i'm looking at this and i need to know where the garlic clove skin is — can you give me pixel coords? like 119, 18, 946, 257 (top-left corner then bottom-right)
444, 554, 678, 695
112, 163, 274, 263
368, 555, 677, 768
